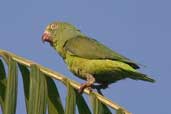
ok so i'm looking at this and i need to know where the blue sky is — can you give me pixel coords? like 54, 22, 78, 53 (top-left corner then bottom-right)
0, 0, 170, 114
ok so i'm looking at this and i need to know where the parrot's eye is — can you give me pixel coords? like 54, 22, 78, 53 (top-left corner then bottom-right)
50, 24, 58, 30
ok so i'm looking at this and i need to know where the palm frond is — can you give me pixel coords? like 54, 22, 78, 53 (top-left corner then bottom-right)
0, 49, 131, 114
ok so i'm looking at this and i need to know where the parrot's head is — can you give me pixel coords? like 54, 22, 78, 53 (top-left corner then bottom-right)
42, 21, 80, 46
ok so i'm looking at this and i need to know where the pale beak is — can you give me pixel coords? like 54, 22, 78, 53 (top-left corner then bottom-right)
42, 31, 53, 45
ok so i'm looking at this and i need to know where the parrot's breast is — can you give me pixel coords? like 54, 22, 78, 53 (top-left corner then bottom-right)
64, 54, 136, 84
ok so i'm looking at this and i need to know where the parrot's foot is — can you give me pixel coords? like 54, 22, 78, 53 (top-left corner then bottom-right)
78, 84, 93, 93
78, 74, 95, 93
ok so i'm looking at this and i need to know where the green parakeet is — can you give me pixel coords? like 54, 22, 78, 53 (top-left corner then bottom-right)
42, 22, 155, 93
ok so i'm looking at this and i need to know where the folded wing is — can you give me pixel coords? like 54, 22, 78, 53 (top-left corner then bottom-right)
64, 36, 140, 69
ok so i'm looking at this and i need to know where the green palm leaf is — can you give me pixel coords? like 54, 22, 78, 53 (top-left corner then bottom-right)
0, 59, 6, 113
46, 76, 64, 114
4, 57, 18, 114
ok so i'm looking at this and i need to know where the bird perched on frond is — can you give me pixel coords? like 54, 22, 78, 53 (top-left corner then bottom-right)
42, 21, 155, 93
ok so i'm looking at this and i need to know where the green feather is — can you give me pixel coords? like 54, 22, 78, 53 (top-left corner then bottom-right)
64, 54, 155, 83
43, 21, 155, 86
64, 36, 139, 69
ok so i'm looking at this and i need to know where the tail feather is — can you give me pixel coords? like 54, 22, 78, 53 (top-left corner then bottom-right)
129, 71, 155, 83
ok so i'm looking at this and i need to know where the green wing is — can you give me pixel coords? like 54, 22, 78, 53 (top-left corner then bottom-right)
64, 36, 140, 69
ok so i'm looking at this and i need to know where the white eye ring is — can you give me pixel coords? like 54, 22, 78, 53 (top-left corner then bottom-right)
50, 24, 58, 30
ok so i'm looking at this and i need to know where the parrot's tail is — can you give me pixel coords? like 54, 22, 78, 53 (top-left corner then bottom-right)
128, 71, 155, 83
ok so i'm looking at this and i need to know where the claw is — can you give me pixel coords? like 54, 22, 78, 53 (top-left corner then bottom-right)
78, 83, 87, 93
78, 83, 93, 93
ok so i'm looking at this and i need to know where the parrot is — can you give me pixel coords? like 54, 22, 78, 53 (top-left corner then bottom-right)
42, 21, 155, 93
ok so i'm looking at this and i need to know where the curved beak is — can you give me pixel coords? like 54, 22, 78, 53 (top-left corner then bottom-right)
42, 31, 53, 45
